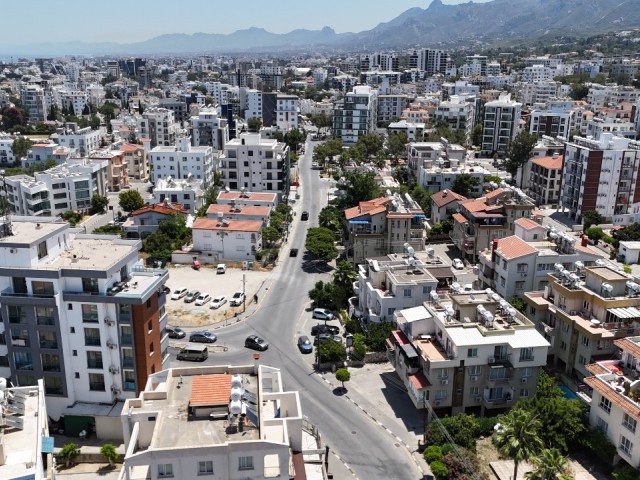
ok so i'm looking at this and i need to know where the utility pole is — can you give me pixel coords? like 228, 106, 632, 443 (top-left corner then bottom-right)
242, 273, 246, 313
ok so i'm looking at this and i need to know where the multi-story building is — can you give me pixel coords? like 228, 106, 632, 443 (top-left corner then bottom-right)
150, 136, 215, 187
190, 106, 229, 150
528, 104, 575, 139
332, 86, 379, 146
387, 120, 425, 141
561, 133, 640, 222
216, 190, 278, 209
521, 64, 556, 83
481, 93, 522, 157
137, 108, 181, 148
478, 219, 603, 300
433, 95, 477, 143
189, 217, 262, 262
516, 81, 570, 106
119, 143, 149, 181
120, 363, 306, 480
24, 142, 73, 169
586, 117, 637, 140
587, 84, 640, 110
441, 81, 480, 101
0, 133, 17, 165
122, 202, 190, 239
275, 94, 299, 131
344, 193, 425, 265
388, 290, 549, 416
89, 150, 129, 192
218, 132, 290, 201
526, 152, 563, 205
153, 177, 204, 214
0, 216, 170, 421
409, 48, 452, 76
430, 189, 467, 225
20, 84, 46, 122
378, 94, 410, 123
52, 122, 101, 158
206, 203, 271, 225
525, 264, 640, 382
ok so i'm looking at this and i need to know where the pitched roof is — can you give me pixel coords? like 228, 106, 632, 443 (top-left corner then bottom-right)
131, 202, 189, 217
452, 213, 468, 224
189, 375, 232, 407
514, 217, 542, 230
484, 188, 505, 201
192, 217, 262, 232
431, 189, 467, 208
460, 198, 488, 213
344, 197, 390, 220
206, 204, 271, 217
495, 235, 537, 260
531, 154, 563, 170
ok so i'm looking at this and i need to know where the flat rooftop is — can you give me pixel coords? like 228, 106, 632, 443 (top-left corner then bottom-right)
50, 237, 138, 271
590, 266, 628, 282
0, 220, 66, 246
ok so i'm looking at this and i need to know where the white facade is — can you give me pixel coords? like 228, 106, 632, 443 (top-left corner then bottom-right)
150, 136, 215, 187
137, 108, 181, 148
191, 107, 229, 150
332, 86, 379, 146
243, 89, 263, 120
433, 95, 477, 143
153, 177, 205, 214
521, 65, 555, 83
53, 123, 101, 157
275, 94, 299, 131
481, 93, 522, 156
0, 133, 17, 165
20, 84, 46, 122
191, 217, 262, 261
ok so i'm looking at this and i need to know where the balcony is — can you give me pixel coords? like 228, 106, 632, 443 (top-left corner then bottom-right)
353, 281, 360, 294
488, 354, 512, 366
122, 357, 134, 369
487, 375, 513, 385
87, 360, 103, 370
483, 394, 513, 407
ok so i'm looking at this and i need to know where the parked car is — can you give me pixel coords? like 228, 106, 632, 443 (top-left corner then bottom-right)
230, 291, 246, 306
244, 335, 269, 351
297, 335, 313, 354
189, 331, 217, 343
176, 344, 208, 361
171, 288, 188, 300
184, 290, 201, 303
452, 258, 464, 270
209, 295, 227, 309
311, 324, 340, 336
290, 248, 299, 257
216, 263, 226, 274
312, 308, 334, 320
166, 325, 186, 339
194, 293, 211, 306
301, 211, 309, 221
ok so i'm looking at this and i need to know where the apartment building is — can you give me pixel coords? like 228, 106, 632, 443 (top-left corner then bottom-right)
524, 265, 640, 381
409, 48, 452, 76
527, 153, 563, 205
137, 108, 181, 148
387, 120, 425, 141
332, 86, 379, 146
24, 142, 73, 169
344, 193, 425, 265
528, 104, 575, 138
441, 81, 480, 101
522, 64, 556, 83
0, 217, 170, 421
190, 106, 229, 150
515, 81, 570, 106
275, 94, 299, 131
450, 187, 535, 262
388, 291, 549, 416
153, 177, 204, 214
478, 219, 603, 300
52, 122, 101, 158
150, 136, 215, 187
378, 94, 410, 123
189, 217, 262, 262
0, 133, 17, 165
119, 143, 149, 181
481, 93, 522, 157
433, 95, 477, 143
218, 132, 290, 201
20, 84, 46, 122
587, 85, 640, 110
561, 133, 640, 222
586, 117, 637, 140
120, 364, 305, 480
216, 190, 278, 209
89, 150, 129, 192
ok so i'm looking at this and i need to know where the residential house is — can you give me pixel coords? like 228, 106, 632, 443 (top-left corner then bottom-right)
122, 202, 190, 239
187, 217, 262, 262
206, 203, 271, 225
153, 177, 204, 214
430, 189, 467, 225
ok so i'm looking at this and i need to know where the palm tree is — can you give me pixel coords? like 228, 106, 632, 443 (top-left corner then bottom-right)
494, 408, 544, 480
525, 448, 573, 480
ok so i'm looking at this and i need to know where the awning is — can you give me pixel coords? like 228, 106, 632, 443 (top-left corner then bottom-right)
391, 329, 410, 346
401, 343, 419, 359
609, 307, 640, 319
409, 371, 431, 389
349, 219, 371, 224
42, 436, 55, 453
412, 214, 426, 218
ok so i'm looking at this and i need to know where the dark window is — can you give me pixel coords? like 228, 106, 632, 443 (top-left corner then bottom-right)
37, 241, 48, 259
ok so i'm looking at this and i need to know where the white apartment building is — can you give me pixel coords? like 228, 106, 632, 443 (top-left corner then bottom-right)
388, 291, 549, 416
441, 81, 480, 100
242, 88, 263, 120
409, 48, 452, 75
20, 84, 46, 122
522, 65, 556, 83
218, 132, 290, 201
216, 190, 278, 209
526, 152, 564, 206
0, 217, 170, 422
120, 364, 305, 480
275, 94, 299, 131
0, 133, 17, 165
378, 94, 410, 123
52, 122, 101, 158
332, 86, 379, 146
529, 103, 575, 138
24, 142, 73, 169
387, 120, 424, 141
4, 159, 108, 216
586, 117, 637, 140
481, 93, 522, 157
153, 177, 205, 214
587, 84, 640, 110
190, 217, 262, 262
190, 106, 229, 150
433, 95, 477, 143
137, 108, 181, 148
150, 136, 215, 187
515, 81, 570, 106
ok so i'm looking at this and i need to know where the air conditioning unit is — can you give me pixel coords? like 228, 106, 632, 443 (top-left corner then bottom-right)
521, 377, 528, 383
434, 401, 441, 406
9, 248, 16, 254
569, 310, 578, 316
109, 366, 119, 375
107, 341, 117, 350
111, 385, 121, 395
488, 357, 495, 363
441, 379, 449, 385
471, 375, 478, 381
104, 317, 115, 326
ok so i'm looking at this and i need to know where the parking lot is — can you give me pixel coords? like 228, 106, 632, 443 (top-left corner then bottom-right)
164, 264, 271, 327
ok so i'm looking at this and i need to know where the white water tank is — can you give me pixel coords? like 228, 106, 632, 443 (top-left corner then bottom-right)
229, 400, 242, 415
231, 375, 243, 389
230, 387, 243, 402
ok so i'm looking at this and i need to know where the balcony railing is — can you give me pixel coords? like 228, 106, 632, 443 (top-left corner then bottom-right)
122, 357, 134, 369
87, 360, 103, 369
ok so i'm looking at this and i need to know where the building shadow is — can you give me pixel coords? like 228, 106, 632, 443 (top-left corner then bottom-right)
378, 371, 425, 437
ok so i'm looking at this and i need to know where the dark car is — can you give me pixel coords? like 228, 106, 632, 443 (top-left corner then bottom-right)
290, 248, 299, 257
245, 335, 269, 351
184, 290, 201, 303
297, 335, 313, 354
166, 325, 186, 339
311, 324, 340, 336
189, 331, 217, 343
301, 211, 309, 221
314, 333, 333, 345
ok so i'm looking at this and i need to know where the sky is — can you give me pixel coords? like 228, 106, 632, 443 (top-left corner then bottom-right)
1, 0, 492, 45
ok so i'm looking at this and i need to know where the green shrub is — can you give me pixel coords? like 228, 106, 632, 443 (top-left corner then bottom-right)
613, 464, 640, 480
352, 333, 366, 359
579, 428, 616, 465
477, 416, 499, 436
440, 443, 457, 455
344, 317, 363, 334
423, 445, 443, 463
429, 460, 448, 479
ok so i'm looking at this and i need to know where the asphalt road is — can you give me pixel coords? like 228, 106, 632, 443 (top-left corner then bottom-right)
168, 137, 423, 479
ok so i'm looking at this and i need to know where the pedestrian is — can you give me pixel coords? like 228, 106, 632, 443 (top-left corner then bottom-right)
254, 293, 258, 304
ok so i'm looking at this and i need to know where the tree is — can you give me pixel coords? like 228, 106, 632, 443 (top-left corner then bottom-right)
494, 408, 544, 480
308, 280, 337, 309
262, 226, 281, 247
318, 339, 346, 363
451, 174, 480, 198
429, 460, 449, 479
305, 227, 338, 262
143, 216, 192, 262
1, 106, 26, 130
11, 137, 32, 160
93, 224, 124, 236
100, 443, 119, 467
89, 194, 109, 215
441, 448, 485, 480
247, 117, 262, 132
582, 210, 604, 229
505, 131, 538, 187
366, 321, 396, 352
119, 190, 145, 213
525, 448, 572, 480
310, 113, 332, 133
471, 123, 483, 147
585, 226, 604, 243
48, 104, 60, 121
426, 413, 480, 451
510, 297, 527, 313
340, 170, 380, 208
318, 205, 344, 235
58, 442, 80, 468
386, 132, 408, 164
332, 260, 357, 307
570, 83, 589, 100
423, 445, 443, 464
335, 368, 350, 390
284, 128, 305, 153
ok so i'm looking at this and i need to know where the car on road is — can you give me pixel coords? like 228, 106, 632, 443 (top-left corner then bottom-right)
312, 308, 334, 321
194, 293, 211, 306
311, 324, 340, 336
209, 295, 227, 309
311, 161, 319, 169
171, 288, 188, 300
216, 263, 226, 274
297, 335, 313, 354
452, 258, 464, 270
230, 291, 246, 306
189, 331, 217, 343
176, 344, 208, 362
244, 335, 269, 351
301, 211, 309, 221
290, 248, 299, 257
184, 290, 201, 303
166, 325, 186, 339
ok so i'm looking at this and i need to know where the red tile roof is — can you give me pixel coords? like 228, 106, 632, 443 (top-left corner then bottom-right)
531, 154, 563, 170
409, 372, 431, 390
120, 143, 143, 152
131, 202, 189, 216
189, 375, 232, 407
192, 217, 262, 232
514, 217, 542, 230
217, 191, 277, 202
615, 338, 640, 359
495, 235, 537, 260
206, 204, 271, 217
431, 189, 467, 208
460, 199, 488, 213
452, 213, 468, 224
485, 188, 505, 201
344, 197, 390, 220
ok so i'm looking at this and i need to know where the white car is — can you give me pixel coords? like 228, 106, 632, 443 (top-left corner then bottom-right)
230, 291, 246, 307
171, 288, 188, 300
194, 293, 211, 306
210, 295, 228, 309
452, 259, 464, 270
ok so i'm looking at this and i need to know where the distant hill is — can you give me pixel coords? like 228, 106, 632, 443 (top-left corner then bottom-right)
3, 0, 640, 56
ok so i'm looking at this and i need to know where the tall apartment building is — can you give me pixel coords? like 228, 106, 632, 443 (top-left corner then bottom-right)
441, 81, 480, 101
409, 49, 452, 76
275, 94, 299, 131
433, 95, 477, 143
190, 106, 229, 150
528, 103, 575, 138
561, 133, 640, 222
377, 94, 410, 123
0, 133, 17, 165
481, 93, 522, 157
0, 217, 170, 421
388, 291, 549, 416
587, 84, 640, 110
521, 65, 556, 83
218, 132, 290, 201
516, 81, 570, 106
149, 136, 215, 187
52, 122, 101, 158
20, 84, 46, 122
241, 88, 263, 120
137, 108, 181, 148
119, 143, 150, 181
332, 86, 378, 146
527, 153, 564, 205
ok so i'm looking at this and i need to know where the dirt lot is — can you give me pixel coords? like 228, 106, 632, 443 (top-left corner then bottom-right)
477, 436, 501, 479
164, 263, 272, 327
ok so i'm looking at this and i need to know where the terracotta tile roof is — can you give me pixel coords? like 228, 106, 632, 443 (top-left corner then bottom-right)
531, 154, 563, 170
206, 204, 271, 217
217, 191, 277, 202
485, 188, 505, 201
515, 217, 542, 230
192, 217, 262, 232
131, 202, 189, 216
495, 235, 537, 260
409, 371, 431, 390
344, 197, 390, 220
461, 199, 489, 213
431, 189, 467, 208
120, 143, 142, 152
189, 374, 232, 407
574, 243, 604, 257
586, 363, 610, 376
584, 376, 640, 420
615, 338, 640, 359
452, 213, 468, 224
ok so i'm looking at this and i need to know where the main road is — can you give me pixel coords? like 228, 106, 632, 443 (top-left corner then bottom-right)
170, 137, 422, 479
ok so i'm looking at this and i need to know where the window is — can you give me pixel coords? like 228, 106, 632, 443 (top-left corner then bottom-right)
198, 460, 214, 475
578, 355, 586, 365
37, 240, 48, 259
82, 278, 99, 294
620, 435, 634, 456
8, 306, 26, 323
403, 288, 412, 297
42, 353, 61, 372
596, 417, 609, 434
88, 373, 105, 391
469, 386, 479, 395
469, 365, 481, 375
519, 348, 534, 362
82, 304, 99, 323
623, 413, 637, 434
581, 335, 590, 347
39, 330, 58, 349
86, 351, 103, 370
158, 463, 174, 477
467, 348, 478, 358
36, 307, 55, 325
239, 456, 254, 470
599, 395, 612, 414
84, 328, 101, 346
32, 281, 54, 296
502, 259, 507, 269
14, 351, 33, 370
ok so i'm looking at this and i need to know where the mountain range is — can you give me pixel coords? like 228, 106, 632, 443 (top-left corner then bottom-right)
3, 0, 640, 57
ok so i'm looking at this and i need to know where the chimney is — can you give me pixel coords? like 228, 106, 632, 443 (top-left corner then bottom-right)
442, 189, 448, 197
253, 353, 260, 375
